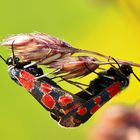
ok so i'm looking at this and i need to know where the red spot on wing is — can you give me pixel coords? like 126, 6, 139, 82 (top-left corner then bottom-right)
40, 83, 52, 94
18, 77, 34, 91
64, 103, 82, 114
18, 70, 35, 91
77, 107, 87, 116
93, 96, 102, 104
58, 95, 73, 106
90, 105, 100, 114
107, 82, 121, 98
20, 70, 35, 81
41, 94, 56, 109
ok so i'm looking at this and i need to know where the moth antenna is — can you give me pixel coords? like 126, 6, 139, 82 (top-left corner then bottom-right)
11, 40, 16, 65
110, 57, 140, 82
61, 77, 92, 95
0, 55, 7, 63
84, 63, 99, 76
132, 71, 140, 82
108, 56, 121, 68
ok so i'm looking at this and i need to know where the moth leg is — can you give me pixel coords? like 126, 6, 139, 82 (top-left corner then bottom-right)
60, 78, 88, 86
34, 67, 63, 80
107, 56, 121, 69
59, 78, 93, 96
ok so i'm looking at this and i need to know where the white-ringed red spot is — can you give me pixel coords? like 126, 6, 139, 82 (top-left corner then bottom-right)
40, 83, 52, 94
93, 96, 102, 104
90, 104, 100, 114
20, 70, 35, 81
107, 82, 121, 98
58, 95, 73, 106
18, 70, 35, 91
41, 94, 56, 109
77, 107, 87, 116
64, 103, 82, 114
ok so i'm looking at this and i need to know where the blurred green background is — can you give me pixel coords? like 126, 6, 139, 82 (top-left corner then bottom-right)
0, 0, 140, 140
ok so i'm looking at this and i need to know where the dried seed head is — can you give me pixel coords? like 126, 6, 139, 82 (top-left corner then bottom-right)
50, 56, 99, 79
1, 33, 76, 61
1, 32, 112, 62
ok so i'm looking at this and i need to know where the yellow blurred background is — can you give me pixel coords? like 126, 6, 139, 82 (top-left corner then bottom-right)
0, 0, 140, 140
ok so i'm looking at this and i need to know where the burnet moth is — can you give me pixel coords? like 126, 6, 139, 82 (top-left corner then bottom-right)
1, 33, 140, 127
0, 52, 139, 127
